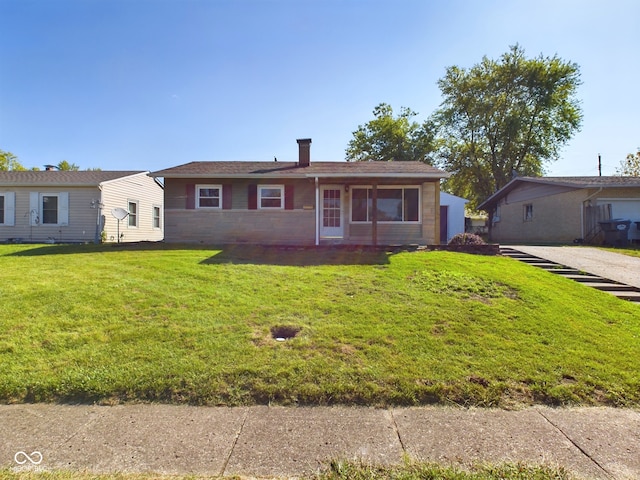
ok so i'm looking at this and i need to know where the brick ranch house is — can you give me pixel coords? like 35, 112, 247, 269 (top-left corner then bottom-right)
151, 139, 450, 246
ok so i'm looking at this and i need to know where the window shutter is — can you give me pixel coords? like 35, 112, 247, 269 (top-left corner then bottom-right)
222, 184, 232, 210
29, 192, 39, 225
248, 184, 257, 210
186, 184, 196, 209
58, 192, 69, 225
4, 192, 15, 226
284, 185, 294, 210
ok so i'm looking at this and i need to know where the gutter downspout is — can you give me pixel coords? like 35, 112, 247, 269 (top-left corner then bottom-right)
581, 187, 603, 240
95, 184, 104, 244
315, 177, 319, 246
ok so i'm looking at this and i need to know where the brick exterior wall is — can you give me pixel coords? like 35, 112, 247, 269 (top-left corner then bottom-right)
163, 178, 441, 245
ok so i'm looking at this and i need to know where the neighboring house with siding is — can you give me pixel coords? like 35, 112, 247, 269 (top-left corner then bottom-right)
151, 139, 450, 246
0, 170, 164, 243
478, 176, 640, 244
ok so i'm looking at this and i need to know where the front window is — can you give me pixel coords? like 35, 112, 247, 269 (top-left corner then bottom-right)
259, 185, 284, 209
128, 201, 138, 227
197, 185, 221, 208
351, 187, 420, 223
42, 195, 58, 224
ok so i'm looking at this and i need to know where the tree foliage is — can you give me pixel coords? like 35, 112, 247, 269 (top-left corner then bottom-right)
435, 45, 582, 210
615, 149, 640, 176
57, 160, 80, 171
0, 149, 26, 171
345, 103, 436, 163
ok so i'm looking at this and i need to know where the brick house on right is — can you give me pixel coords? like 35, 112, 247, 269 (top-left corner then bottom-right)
478, 176, 640, 245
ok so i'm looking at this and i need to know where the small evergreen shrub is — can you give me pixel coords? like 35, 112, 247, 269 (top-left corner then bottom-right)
448, 233, 486, 246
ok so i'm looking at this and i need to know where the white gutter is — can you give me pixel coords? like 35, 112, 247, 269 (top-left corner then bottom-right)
315, 177, 319, 246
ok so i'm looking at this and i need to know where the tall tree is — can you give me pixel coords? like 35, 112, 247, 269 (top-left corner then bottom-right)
57, 160, 80, 171
345, 103, 436, 163
615, 149, 640, 176
435, 45, 582, 211
0, 149, 26, 171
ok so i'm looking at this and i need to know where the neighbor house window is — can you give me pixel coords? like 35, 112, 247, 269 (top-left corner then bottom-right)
259, 185, 284, 209
128, 201, 138, 227
153, 206, 161, 229
351, 187, 420, 223
42, 195, 59, 224
524, 204, 533, 222
0, 195, 4, 224
197, 185, 221, 208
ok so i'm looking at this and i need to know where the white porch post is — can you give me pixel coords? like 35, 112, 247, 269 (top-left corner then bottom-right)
315, 177, 320, 246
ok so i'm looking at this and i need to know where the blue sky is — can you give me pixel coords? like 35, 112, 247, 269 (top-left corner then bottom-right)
1, 0, 638, 176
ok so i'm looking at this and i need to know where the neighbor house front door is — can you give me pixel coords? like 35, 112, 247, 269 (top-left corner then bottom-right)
320, 186, 343, 239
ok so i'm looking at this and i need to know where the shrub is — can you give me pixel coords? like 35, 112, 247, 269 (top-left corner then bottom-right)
448, 233, 486, 246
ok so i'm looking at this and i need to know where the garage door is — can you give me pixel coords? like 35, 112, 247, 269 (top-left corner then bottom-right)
598, 199, 640, 240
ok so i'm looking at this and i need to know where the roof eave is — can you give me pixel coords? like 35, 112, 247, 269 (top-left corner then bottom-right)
307, 173, 450, 179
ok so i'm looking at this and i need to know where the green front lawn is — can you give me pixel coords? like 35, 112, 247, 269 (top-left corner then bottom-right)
1, 243, 638, 407
0, 462, 579, 480
599, 246, 640, 258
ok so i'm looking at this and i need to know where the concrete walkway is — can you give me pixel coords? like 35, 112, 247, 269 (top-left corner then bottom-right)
2, 405, 639, 479
507, 246, 640, 289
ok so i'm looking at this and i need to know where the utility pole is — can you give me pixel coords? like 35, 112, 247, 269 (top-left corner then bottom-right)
598, 154, 602, 176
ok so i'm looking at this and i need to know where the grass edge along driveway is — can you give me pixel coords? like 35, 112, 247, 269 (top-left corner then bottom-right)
0, 243, 638, 408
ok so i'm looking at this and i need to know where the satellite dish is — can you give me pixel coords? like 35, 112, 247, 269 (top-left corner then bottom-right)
111, 208, 129, 220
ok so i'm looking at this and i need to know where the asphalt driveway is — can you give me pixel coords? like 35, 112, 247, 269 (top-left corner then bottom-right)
507, 246, 640, 289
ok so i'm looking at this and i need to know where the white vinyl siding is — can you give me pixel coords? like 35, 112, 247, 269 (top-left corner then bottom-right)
100, 173, 164, 242
0, 192, 15, 226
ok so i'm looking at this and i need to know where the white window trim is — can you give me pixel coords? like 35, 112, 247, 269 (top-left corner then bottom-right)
29, 192, 69, 226
128, 200, 139, 228
350, 185, 421, 224
196, 184, 222, 209
152, 204, 162, 229
258, 184, 284, 210
0, 192, 15, 226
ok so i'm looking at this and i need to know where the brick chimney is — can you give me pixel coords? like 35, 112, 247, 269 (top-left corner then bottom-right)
296, 138, 311, 167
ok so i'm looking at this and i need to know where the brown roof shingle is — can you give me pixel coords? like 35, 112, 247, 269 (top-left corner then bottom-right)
150, 161, 448, 179
478, 176, 640, 211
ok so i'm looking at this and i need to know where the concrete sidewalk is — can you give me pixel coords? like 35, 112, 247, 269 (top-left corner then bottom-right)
2, 405, 639, 479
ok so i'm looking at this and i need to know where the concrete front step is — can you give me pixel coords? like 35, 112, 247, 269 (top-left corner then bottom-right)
610, 291, 640, 302
586, 283, 640, 292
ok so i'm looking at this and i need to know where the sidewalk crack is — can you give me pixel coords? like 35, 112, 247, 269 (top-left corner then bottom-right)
537, 409, 613, 479
220, 408, 248, 476
389, 410, 407, 455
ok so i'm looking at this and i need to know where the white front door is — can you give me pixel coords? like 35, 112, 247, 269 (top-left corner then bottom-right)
320, 186, 343, 238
